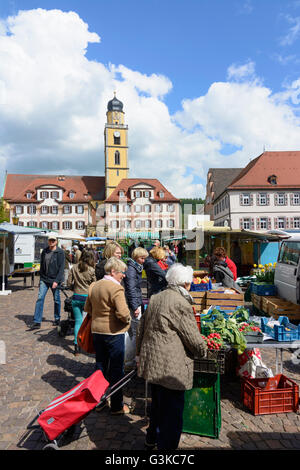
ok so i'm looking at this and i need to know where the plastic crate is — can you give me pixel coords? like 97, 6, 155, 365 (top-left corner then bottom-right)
241, 374, 299, 415
194, 349, 225, 374
183, 372, 221, 438
243, 331, 264, 344
251, 283, 277, 296
190, 279, 212, 291
260, 316, 300, 342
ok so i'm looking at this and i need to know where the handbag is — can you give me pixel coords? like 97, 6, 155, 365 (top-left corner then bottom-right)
77, 313, 95, 354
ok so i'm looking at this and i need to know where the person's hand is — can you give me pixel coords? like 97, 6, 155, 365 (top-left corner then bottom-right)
52, 282, 58, 289
134, 308, 140, 318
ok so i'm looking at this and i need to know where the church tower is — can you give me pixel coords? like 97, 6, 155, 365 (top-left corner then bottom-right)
104, 93, 129, 198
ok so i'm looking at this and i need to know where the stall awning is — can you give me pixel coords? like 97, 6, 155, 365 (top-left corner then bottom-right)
0, 222, 48, 235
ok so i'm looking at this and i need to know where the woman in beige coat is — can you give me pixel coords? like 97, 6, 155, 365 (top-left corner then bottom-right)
136, 263, 207, 450
84, 257, 131, 415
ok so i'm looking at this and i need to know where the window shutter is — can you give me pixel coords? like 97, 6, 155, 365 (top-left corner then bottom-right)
274, 194, 278, 206
256, 218, 260, 230
290, 194, 294, 206
284, 194, 288, 205
48, 222, 52, 230
268, 218, 272, 230
256, 194, 260, 205
250, 195, 254, 206
290, 218, 294, 229
285, 217, 289, 229
266, 194, 270, 205
251, 218, 255, 230
239, 194, 243, 206
239, 218, 243, 229
274, 218, 278, 229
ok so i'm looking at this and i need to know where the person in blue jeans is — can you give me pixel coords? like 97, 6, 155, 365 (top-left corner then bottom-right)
67, 248, 96, 355
30, 234, 65, 330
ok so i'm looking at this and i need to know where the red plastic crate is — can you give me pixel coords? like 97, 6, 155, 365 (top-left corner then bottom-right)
241, 374, 299, 415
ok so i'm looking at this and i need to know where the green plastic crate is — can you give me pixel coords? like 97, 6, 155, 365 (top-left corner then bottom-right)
182, 372, 221, 438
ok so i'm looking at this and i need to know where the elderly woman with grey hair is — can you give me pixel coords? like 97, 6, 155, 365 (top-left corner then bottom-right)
136, 263, 207, 451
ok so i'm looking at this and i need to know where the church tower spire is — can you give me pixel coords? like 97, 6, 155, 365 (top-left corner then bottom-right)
104, 93, 129, 198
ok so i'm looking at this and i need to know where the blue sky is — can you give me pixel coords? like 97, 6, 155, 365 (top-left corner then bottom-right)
1, 1, 300, 197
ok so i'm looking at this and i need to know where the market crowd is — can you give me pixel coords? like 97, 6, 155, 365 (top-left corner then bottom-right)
28, 235, 238, 451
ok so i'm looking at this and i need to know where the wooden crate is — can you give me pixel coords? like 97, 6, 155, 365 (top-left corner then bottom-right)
261, 296, 280, 314
267, 299, 300, 320
191, 291, 206, 313
206, 288, 244, 310
251, 293, 262, 310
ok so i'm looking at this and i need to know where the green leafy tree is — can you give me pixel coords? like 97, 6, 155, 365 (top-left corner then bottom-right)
0, 198, 9, 223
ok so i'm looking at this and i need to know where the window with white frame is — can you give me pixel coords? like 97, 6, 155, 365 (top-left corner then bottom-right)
144, 204, 151, 213
69, 192, 75, 199
51, 221, 59, 230
134, 205, 141, 213
111, 204, 118, 213
41, 191, 49, 199
63, 221, 72, 230
51, 206, 58, 215
135, 191, 141, 198
293, 193, 300, 205
155, 219, 163, 228
51, 191, 59, 199
167, 219, 175, 228
242, 218, 250, 230
278, 217, 285, 228
294, 217, 300, 229
64, 205, 72, 214
124, 220, 131, 229
41, 221, 48, 229
260, 217, 268, 230
144, 191, 150, 198
119, 190, 125, 198
41, 206, 49, 214
159, 191, 164, 198
145, 220, 151, 229
28, 205, 36, 215
76, 221, 85, 230
167, 204, 174, 212
76, 205, 84, 214
155, 204, 162, 213
123, 204, 131, 213
135, 219, 142, 229
15, 205, 23, 214
259, 193, 267, 205
111, 220, 119, 229
26, 192, 32, 199
277, 193, 285, 205
241, 194, 250, 205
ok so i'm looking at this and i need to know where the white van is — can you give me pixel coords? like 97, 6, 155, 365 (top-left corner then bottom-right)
274, 234, 300, 304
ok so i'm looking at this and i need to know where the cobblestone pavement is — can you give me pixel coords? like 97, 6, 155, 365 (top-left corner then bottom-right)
1, 278, 300, 451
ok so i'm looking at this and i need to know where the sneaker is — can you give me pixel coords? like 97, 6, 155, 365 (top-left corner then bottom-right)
29, 322, 41, 330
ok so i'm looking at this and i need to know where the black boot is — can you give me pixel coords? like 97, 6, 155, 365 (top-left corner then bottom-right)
74, 344, 80, 356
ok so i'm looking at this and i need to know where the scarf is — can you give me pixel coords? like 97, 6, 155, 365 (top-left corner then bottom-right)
103, 274, 120, 285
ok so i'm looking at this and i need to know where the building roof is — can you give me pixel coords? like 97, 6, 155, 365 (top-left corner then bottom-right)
208, 168, 243, 200
3, 174, 105, 203
105, 178, 180, 203
227, 151, 300, 190
107, 94, 123, 112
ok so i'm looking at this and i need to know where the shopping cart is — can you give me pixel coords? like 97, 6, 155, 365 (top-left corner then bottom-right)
20, 368, 137, 450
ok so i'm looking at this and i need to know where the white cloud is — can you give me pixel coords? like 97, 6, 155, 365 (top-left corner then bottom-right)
1, 8, 300, 201
280, 15, 300, 46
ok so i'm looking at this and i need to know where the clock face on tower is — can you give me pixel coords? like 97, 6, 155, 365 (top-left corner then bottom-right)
114, 131, 120, 138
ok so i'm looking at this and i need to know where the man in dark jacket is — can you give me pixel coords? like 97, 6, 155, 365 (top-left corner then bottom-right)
30, 234, 65, 330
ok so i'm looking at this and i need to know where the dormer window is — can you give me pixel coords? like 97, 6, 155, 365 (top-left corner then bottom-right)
119, 190, 125, 198
159, 191, 164, 198
268, 175, 277, 185
69, 191, 75, 199
41, 191, 49, 199
26, 192, 32, 199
